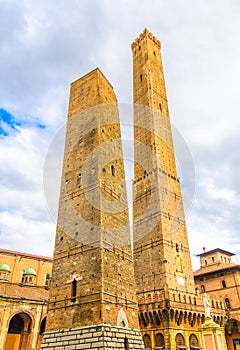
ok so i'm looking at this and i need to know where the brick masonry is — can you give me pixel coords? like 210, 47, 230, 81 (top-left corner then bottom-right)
41, 324, 144, 350
45, 68, 141, 332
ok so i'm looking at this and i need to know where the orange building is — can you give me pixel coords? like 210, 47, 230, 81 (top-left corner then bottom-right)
194, 248, 240, 350
0, 248, 52, 350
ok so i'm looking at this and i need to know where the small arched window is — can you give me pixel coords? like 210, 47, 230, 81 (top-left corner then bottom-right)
189, 333, 200, 349
175, 333, 186, 349
201, 285, 205, 292
156, 333, 165, 348
225, 298, 231, 309
222, 280, 226, 288
143, 334, 151, 349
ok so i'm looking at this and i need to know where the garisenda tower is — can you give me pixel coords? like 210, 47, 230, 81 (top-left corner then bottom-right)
41, 29, 227, 350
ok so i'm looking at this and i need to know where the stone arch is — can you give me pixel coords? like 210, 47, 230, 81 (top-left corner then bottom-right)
175, 309, 179, 324
5, 312, 33, 350
143, 334, 151, 349
197, 313, 201, 326
139, 312, 147, 327
8, 314, 24, 333
189, 333, 200, 349
192, 313, 197, 326
148, 311, 153, 324
188, 312, 193, 326
170, 309, 174, 321
7, 310, 34, 329
144, 312, 149, 325
177, 311, 183, 326
36, 316, 47, 350
153, 310, 160, 326
155, 332, 165, 349
162, 309, 169, 323
117, 308, 128, 328
175, 332, 186, 349
39, 317, 46, 335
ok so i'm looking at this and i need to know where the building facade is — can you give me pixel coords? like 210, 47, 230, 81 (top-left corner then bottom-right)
40, 28, 228, 350
41, 69, 145, 349
132, 29, 226, 350
194, 248, 240, 350
0, 248, 52, 350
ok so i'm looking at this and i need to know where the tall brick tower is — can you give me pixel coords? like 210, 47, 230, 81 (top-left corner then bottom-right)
132, 29, 206, 349
41, 69, 144, 349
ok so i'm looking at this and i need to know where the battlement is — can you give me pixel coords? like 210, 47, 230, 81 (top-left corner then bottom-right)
131, 28, 161, 51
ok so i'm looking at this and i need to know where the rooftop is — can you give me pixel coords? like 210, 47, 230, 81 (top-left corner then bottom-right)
194, 262, 240, 277
0, 282, 49, 302
0, 247, 52, 261
197, 248, 235, 257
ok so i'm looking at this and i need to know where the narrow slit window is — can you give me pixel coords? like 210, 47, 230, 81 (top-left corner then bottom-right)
225, 298, 231, 309
111, 165, 115, 176
222, 280, 226, 288
71, 279, 77, 302
124, 337, 129, 350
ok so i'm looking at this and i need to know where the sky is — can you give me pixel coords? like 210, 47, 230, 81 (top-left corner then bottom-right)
0, 0, 240, 270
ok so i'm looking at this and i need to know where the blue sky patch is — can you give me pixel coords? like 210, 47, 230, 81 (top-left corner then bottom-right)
0, 108, 20, 136
0, 108, 46, 136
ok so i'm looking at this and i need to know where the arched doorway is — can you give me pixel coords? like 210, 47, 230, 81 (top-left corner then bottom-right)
143, 334, 151, 349
155, 333, 165, 349
189, 334, 200, 349
37, 317, 46, 350
5, 313, 32, 350
175, 333, 186, 350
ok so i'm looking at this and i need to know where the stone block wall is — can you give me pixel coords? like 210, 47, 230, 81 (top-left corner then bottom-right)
41, 324, 144, 350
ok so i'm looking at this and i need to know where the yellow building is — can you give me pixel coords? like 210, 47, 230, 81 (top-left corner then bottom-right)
194, 248, 240, 350
0, 248, 52, 350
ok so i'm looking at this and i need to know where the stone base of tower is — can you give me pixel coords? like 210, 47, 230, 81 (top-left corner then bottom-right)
40, 324, 144, 350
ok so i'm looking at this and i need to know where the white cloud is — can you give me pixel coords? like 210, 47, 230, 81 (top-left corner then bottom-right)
0, 0, 239, 269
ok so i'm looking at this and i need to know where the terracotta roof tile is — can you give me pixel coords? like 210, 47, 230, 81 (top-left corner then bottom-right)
0, 282, 49, 301
194, 262, 240, 277
0, 248, 52, 261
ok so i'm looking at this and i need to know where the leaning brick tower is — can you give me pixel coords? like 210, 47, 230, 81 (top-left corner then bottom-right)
132, 29, 206, 349
41, 68, 144, 349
